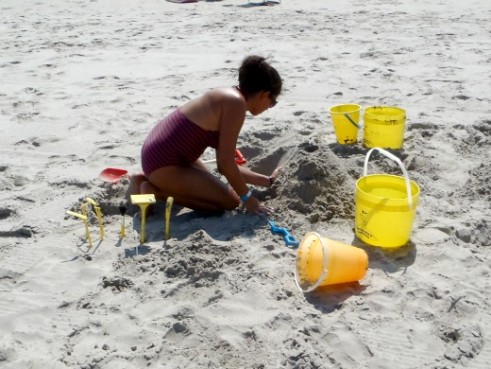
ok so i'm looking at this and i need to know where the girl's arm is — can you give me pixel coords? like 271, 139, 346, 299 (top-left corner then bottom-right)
238, 165, 281, 187
216, 97, 248, 195
216, 96, 272, 214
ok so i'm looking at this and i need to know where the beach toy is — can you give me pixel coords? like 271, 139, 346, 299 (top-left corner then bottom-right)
202, 148, 247, 166
119, 202, 127, 239
131, 194, 156, 244
66, 211, 93, 248
66, 197, 105, 249
267, 219, 299, 248
328, 104, 361, 145
85, 198, 105, 241
234, 149, 247, 165
355, 148, 420, 248
165, 196, 174, 244
98, 167, 128, 183
363, 106, 406, 149
295, 232, 368, 293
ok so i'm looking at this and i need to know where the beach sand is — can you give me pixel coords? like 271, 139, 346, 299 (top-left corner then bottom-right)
1, 0, 490, 367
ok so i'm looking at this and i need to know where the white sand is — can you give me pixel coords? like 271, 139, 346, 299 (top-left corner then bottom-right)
1, 0, 490, 367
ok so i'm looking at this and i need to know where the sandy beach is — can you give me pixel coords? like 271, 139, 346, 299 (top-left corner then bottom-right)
1, 0, 490, 368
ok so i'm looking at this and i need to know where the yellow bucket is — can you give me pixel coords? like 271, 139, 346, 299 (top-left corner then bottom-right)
363, 106, 406, 149
328, 104, 361, 145
355, 148, 420, 248
295, 232, 368, 293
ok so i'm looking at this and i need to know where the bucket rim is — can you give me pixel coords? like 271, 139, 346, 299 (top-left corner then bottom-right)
364, 106, 406, 119
364, 105, 406, 112
294, 232, 329, 293
328, 104, 362, 114
356, 174, 421, 201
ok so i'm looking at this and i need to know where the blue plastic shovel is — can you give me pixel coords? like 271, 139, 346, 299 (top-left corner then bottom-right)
267, 219, 299, 248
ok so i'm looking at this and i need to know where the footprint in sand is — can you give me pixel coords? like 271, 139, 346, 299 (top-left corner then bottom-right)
0, 208, 15, 220
440, 325, 484, 365
11, 87, 42, 121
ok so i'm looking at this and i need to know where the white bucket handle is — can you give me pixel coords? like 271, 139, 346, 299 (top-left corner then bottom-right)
363, 148, 413, 209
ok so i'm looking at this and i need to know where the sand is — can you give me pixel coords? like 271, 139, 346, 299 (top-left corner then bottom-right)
1, 0, 490, 368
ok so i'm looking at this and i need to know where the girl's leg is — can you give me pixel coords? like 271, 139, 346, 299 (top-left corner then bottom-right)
191, 158, 211, 172
146, 165, 240, 212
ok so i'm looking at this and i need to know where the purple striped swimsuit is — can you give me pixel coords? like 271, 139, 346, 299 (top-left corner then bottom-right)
141, 109, 219, 176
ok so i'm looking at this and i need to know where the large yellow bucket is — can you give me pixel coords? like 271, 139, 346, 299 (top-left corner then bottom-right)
328, 104, 361, 145
295, 232, 368, 293
355, 148, 420, 248
363, 106, 406, 149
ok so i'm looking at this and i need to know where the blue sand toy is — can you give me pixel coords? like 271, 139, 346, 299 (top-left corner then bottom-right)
267, 219, 299, 248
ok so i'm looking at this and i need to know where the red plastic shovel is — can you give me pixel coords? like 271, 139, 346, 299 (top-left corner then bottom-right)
234, 149, 247, 165
98, 167, 128, 183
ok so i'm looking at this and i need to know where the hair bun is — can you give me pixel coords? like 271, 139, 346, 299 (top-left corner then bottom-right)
238, 55, 282, 99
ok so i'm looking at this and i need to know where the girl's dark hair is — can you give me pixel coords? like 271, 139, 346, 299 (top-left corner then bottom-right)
238, 55, 282, 99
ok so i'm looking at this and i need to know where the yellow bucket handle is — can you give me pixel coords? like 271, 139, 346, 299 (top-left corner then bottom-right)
363, 148, 413, 209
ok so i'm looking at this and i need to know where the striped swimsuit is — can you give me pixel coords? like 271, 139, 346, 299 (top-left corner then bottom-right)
141, 109, 220, 176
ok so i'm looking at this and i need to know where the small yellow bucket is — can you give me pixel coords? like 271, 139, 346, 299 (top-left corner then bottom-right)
355, 148, 420, 248
363, 106, 406, 149
295, 232, 368, 293
328, 104, 361, 145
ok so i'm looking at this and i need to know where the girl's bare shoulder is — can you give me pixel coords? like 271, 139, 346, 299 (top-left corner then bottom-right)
207, 87, 244, 105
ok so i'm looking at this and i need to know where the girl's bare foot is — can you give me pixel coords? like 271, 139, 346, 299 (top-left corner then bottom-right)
140, 180, 160, 196
126, 173, 146, 199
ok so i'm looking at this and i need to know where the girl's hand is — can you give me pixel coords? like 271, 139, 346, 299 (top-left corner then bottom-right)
269, 166, 282, 187
244, 196, 274, 215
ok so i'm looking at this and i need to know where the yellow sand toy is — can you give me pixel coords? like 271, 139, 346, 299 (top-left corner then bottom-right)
68, 194, 173, 250
131, 194, 156, 244
165, 196, 174, 245
66, 197, 105, 249
119, 202, 127, 239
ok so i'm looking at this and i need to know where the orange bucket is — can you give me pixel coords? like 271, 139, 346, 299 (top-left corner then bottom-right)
295, 232, 368, 292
